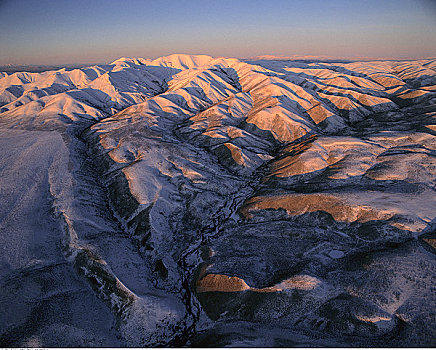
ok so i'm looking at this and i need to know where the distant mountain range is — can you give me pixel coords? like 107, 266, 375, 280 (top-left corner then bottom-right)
0, 63, 101, 74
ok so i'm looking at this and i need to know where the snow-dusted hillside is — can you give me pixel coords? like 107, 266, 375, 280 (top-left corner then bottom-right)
1, 54, 435, 347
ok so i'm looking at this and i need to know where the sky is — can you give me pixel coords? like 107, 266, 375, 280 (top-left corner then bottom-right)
0, 0, 435, 65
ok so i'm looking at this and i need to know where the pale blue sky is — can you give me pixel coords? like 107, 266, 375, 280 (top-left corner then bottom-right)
1, 0, 435, 64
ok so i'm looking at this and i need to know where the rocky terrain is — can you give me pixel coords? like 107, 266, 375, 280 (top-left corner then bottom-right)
0, 54, 435, 347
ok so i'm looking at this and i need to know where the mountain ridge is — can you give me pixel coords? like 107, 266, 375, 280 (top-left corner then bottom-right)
0, 53, 435, 347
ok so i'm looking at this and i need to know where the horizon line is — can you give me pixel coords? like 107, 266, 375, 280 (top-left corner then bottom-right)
1, 53, 436, 68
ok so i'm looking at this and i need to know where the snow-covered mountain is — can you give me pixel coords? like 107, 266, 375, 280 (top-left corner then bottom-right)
1, 54, 435, 347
